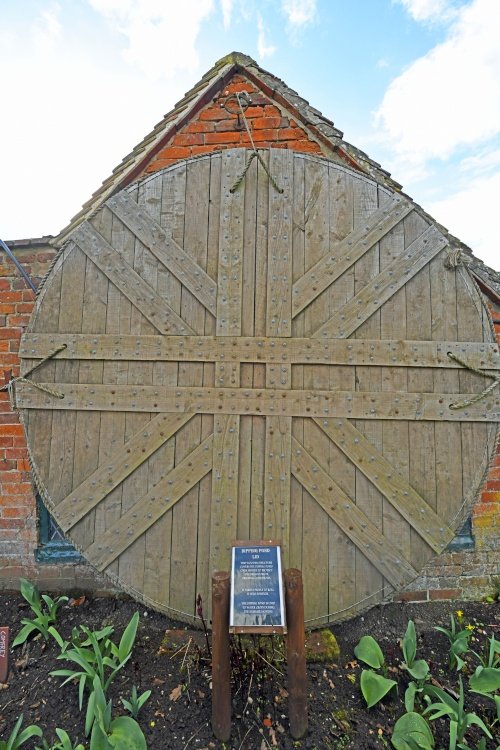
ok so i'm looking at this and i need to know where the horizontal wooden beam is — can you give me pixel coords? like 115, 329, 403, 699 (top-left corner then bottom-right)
85, 435, 213, 571
56, 413, 193, 532
292, 196, 413, 317
107, 192, 218, 317
314, 227, 449, 339
16, 382, 500, 421
73, 222, 194, 335
314, 417, 454, 551
19, 334, 500, 371
290, 437, 418, 588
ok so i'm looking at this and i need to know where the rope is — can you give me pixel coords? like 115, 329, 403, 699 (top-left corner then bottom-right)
444, 247, 472, 269
229, 93, 283, 195
3, 343, 67, 408
447, 351, 500, 409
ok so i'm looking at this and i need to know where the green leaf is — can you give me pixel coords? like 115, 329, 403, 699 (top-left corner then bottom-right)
466, 713, 493, 739
391, 712, 434, 750
360, 669, 397, 708
12, 623, 37, 647
406, 660, 429, 681
85, 691, 96, 738
402, 621, 417, 668
107, 717, 147, 750
118, 613, 139, 664
405, 682, 417, 713
13, 724, 43, 749
354, 635, 385, 669
470, 666, 500, 694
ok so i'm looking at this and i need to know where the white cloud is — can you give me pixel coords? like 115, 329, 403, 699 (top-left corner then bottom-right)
376, 0, 500, 165
88, 0, 214, 80
281, 0, 316, 27
220, 0, 233, 29
257, 14, 276, 59
396, 0, 457, 23
428, 170, 500, 268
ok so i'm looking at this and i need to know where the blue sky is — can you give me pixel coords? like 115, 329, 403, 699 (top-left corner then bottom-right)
1, 0, 499, 270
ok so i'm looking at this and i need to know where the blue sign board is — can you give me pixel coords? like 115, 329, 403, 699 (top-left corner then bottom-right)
230, 543, 286, 632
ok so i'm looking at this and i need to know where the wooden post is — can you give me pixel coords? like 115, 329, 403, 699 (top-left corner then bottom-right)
212, 571, 231, 741
284, 568, 308, 739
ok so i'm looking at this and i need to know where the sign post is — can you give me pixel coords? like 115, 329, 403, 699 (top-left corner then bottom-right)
211, 542, 308, 741
0, 626, 9, 684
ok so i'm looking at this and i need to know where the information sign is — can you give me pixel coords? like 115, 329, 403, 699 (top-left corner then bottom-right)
0, 626, 9, 684
229, 542, 286, 633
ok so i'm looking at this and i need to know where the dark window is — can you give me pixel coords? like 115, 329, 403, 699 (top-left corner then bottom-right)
447, 516, 474, 551
36, 496, 81, 563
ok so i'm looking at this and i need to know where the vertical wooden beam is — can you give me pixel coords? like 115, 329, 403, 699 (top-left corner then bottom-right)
284, 568, 308, 739
211, 571, 231, 742
265, 150, 294, 566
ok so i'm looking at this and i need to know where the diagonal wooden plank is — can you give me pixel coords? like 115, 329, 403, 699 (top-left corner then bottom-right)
292, 196, 413, 316
290, 436, 418, 588
314, 417, 455, 551
73, 221, 194, 335
57, 413, 193, 532
15, 382, 500, 422
107, 191, 217, 317
313, 226, 449, 339
85, 435, 213, 571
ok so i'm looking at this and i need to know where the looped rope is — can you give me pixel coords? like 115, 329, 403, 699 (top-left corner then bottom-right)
229, 92, 284, 195
444, 247, 472, 269
3, 343, 67, 409
447, 351, 500, 409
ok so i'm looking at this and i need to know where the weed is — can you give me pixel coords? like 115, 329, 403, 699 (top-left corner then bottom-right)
12, 579, 68, 647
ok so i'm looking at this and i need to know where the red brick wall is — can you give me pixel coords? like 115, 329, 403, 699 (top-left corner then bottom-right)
0, 70, 498, 600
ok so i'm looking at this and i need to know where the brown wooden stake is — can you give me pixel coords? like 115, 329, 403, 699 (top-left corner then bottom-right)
211, 571, 231, 741
0, 627, 9, 684
284, 568, 308, 739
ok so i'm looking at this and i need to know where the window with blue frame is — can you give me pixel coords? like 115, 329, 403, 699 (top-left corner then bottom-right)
36, 496, 81, 563
447, 516, 474, 551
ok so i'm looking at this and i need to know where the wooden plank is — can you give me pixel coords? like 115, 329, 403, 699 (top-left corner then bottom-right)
314, 417, 454, 550
291, 437, 418, 588
73, 221, 193, 335
107, 191, 217, 316
429, 250, 463, 536
46, 246, 86, 510
20, 334, 500, 370
290, 151, 306, 573
326, 163, 356, 618
302, 156, 330, 624
292, 195, 413, 316
265, 150, 293, 565
351, 176, 384, 613
16, 382, 500, 421
404, 211, 437, 571
56, 413, 192, 531
85, 436, 213, 571
379, 201, 411, 594
313, 226, 449, 339
70, 212, 110, 552
169, 156, 210, 617
210, 150, 245, 574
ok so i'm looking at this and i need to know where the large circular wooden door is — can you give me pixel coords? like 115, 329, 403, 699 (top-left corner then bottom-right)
18, 149, 499, 625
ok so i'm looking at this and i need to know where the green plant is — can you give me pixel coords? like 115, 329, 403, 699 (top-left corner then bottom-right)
35, 729, 86, 750
434, 615, 471, 671
51, 612, 140, 734
401, 621, 430, 683
391, 712, 435, 750
423, 676, 492, 750
471, 634, 500, 669
354, 635, 397, 708
120, 685, 151, 720
89, 676, 147, 750
12, 579, 68, 647
0, 714, 43, 750
469, 663, 500, 725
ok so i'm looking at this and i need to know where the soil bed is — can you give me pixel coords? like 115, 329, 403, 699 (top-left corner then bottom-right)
0, 592, 498, 749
